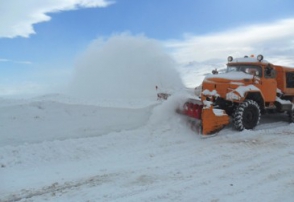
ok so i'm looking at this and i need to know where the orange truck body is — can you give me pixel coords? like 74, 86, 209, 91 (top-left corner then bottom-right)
182, 55, 294, 135
275, 66, 294, 97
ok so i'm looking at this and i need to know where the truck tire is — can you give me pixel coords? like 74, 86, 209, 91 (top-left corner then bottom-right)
233, 100, 261, 131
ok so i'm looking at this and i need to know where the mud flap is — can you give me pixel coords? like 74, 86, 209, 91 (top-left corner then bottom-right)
201, 106, 230, 135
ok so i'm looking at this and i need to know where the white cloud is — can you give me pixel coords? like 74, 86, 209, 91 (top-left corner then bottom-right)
0, 0, 114, 38
166, 18, 294, 66
0, 58, 32, 64
14, 61, 33, 65
0, 58, 9, 62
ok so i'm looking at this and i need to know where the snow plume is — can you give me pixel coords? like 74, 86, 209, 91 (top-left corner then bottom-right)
148, 92, 189, 125
68, 34, 184, 101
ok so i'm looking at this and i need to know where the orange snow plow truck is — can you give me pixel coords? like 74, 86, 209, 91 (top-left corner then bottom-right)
178, 55, 294, 135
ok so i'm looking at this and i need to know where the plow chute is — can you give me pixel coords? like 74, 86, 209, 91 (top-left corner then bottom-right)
177, 99, 230, 135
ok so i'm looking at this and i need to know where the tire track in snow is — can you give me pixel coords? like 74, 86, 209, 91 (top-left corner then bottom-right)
1, 172, 122, 202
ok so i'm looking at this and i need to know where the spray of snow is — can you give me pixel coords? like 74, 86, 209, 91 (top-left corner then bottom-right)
67, 34, 184, 101
147, 92, 191, 131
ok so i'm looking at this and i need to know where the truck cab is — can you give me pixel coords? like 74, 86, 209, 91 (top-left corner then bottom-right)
226, 55, 277, 103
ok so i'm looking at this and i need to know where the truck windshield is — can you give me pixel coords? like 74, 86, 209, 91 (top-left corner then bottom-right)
227, 65, 262, 77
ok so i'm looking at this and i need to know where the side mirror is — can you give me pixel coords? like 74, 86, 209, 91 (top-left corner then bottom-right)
265, 65, 276, 78
212, 69, 218, 74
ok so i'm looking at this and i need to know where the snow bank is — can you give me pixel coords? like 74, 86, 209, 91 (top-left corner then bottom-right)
0, 98, 153, 146
67, 34, 184, 101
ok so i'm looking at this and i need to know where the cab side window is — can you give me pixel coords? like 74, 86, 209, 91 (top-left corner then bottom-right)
286, 72, 294, 88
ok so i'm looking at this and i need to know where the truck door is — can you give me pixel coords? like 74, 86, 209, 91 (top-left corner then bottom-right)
260, 65, 277, 102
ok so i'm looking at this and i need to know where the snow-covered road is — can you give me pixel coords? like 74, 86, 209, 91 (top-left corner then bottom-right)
1, 95, 294, 202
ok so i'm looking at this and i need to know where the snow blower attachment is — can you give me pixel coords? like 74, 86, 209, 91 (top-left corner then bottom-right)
178, 99, 230, 135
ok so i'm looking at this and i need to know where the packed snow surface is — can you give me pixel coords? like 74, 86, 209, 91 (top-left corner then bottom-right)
1, 94, 294, 202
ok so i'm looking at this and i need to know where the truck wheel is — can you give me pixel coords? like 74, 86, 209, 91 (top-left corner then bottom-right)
233, 100, 261, 131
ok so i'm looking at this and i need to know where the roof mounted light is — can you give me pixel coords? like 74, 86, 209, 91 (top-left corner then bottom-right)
257, 54, 264, 61
228, 56, 233, 62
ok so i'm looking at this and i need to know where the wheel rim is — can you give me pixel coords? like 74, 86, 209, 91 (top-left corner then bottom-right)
243, 106, 258, 128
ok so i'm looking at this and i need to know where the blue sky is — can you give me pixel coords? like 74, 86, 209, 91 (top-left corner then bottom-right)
1, 0, 294, 96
